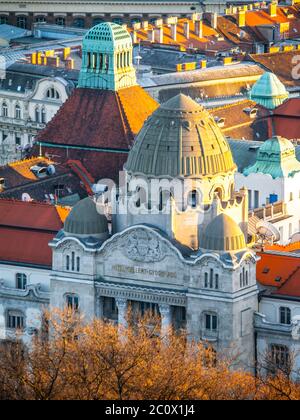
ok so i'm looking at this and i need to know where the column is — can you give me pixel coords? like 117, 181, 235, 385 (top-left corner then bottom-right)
116, 298, 127, 330
159, 303, 172, 335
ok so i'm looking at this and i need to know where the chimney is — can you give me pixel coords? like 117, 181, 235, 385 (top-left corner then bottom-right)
184, 21, 190, 39
132, 30, 138, 43
142, 21, 148, 30
210, 12, 218, 29
155, 26, 163, 43
65, 57, 74, 70
0, 178, 5, 192
200, 59, 207, 69
269, 1, 277, 17
133, 22, 141, 31
238, 10, 246, 27
195, 20, 203, 38
170, 23, 177, 41
47, 56, 60, 67
63, 47, 71, 60
148, 29, 155, 42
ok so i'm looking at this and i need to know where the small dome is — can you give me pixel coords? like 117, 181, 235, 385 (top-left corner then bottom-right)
244, 136, 300, 179
249, 72, 288, 109
83, 22, 132, 49
125, 93, 236, 178
64, 197, 109, 237
202, 214, 246, 252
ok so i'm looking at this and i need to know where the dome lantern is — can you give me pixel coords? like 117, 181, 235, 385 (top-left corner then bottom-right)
249, 72, 288, 109
78, 22, 136, 91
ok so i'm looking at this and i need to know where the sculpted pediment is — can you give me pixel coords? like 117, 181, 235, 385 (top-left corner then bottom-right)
100, 226, 182, 264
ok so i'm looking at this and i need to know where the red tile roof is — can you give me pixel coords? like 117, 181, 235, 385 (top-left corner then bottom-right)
36, 86, 158, 181
272, 98, 300, 140
274, 267, 300, 297
0, 199, 64, 232
37, 86, 158, 150
257, 250, 300, 288
0, 199, 66, 267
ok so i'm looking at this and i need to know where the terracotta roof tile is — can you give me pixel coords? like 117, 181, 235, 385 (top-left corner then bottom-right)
0, 199, 67, 267
257, 250, 300, 287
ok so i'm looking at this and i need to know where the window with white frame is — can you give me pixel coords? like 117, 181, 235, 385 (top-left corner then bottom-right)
41, 108, 46, 124
270, 344, 290, 372
7, 310, 25, 329
35, 107, 40, 122
279, 306, 291, 325
204, 313, 218, 332
17, 16, 27, 29
16, 273, 27, 290
2, 102, 8, 117
15, 104, 21, 119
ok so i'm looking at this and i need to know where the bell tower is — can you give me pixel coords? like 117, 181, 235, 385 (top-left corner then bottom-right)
78, 22, 137, 91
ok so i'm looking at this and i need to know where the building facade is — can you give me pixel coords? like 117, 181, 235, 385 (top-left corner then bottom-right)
0, 64, 77, 165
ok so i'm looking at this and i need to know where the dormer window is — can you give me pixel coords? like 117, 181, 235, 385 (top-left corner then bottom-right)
46, 88, 60, 100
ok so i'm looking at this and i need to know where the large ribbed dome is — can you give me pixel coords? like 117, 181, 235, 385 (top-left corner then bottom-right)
125, 94, 236, 178
64, 197, 109, 236
202, 214, 246, 252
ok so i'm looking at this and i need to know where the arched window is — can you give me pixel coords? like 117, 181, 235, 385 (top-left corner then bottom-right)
35, 107, 40, 122
55, 17, 65, 26
73, 17, 85, 28
35, 16, 46, 23
0, 16, 8, 25
76, 256, 80, 272
46, 88, 60, 100
93, 17, 104, 26
15, 104, 21, 120
16, 273, 27, 290
17, 16, 27, 29
66, 255, 70, 271
2, 102, 8, 117
66, 294, 79, 311
7, 310, 25, 329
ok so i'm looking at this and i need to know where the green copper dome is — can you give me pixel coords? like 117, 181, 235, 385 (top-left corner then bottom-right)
202, 214, 246, 252
78, 22, 136, 91
244, 136, 300, 179
64, 197, 109, 237
125, 94, 236, 178
249, 72, 288, 109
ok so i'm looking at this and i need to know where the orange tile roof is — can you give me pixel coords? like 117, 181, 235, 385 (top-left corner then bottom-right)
257, 251, 300, 287
8, 156, 54, 180
245, 8, 290, 26
275, 267, 300, 297
128, 18, 223, 51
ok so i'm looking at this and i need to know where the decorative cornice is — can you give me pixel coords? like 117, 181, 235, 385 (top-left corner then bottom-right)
96, 280, 186, 306
0, 281, 50, 302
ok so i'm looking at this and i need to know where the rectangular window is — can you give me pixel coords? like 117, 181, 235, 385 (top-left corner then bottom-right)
7, 312, 24, 329
205, 314, 217, 331
209, 269, 213, 288
271, 344, 290, 371
66, 295, 79, 311
16, 273, 27, 290
204, 272, 208, 288
254, 190, 259, 208
248, 189, 252, 209
280, 307, 291, 325
215, 274, 219, 289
